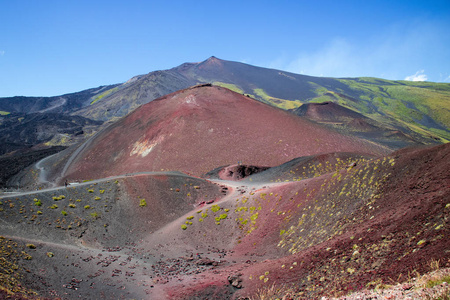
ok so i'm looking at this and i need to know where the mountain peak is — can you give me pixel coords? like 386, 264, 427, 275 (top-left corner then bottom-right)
207, 56, 220, 61
201, 56, 224, 66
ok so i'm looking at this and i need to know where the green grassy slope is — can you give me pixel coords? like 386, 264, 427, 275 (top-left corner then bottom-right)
314, 78, 450, 142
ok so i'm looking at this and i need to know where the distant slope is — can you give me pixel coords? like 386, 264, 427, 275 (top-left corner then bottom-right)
61, 85, 388, 181
175, 57, 450, 143
74, 70, 197, 121
0, 113, 102, 155
0, 84, 120, 114
291, 101, 422, 149
74, 57, 450, 145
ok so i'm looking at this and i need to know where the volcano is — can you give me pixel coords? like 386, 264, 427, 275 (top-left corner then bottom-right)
60, 85, 388, 182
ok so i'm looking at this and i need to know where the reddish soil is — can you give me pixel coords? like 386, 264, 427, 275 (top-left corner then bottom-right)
1, 143, 448, 299
61, 85, 389, 182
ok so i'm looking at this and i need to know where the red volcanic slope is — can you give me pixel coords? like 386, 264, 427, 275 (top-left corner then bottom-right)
166, 143, 450, 299
64, 85, 388, 180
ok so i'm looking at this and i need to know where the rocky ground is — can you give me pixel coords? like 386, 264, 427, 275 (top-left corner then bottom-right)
0, 143, 448, 299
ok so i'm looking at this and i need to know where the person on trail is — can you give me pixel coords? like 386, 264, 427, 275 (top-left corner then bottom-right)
64, 180, 69, 188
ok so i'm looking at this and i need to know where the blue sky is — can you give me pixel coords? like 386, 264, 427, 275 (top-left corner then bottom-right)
1, 0, 449, 97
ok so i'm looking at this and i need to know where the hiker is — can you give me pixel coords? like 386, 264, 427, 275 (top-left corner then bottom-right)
64, 180, 69, 188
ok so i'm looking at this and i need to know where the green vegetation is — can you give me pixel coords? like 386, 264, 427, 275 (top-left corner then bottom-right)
49, 204, 58, 209
90, 86, 119, 105
61, 211, 68, 216
426, 275, 450, 288
333, 78, 450, 142
139, 199, 147, 207
253, 88, 302, 109
212, 82, 244, 94
33, 199, 42, 206
181, 224, 187, 230
84, 205, 91, 209
0, 111, 10, 115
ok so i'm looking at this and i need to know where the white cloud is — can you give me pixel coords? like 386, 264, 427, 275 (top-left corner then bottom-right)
404, 70, 427, 81
264, 19, 448, 81
0, 50, 5, 56
285, 38, 356, 78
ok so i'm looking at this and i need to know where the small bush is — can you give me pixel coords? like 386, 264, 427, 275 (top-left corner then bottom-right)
139, 199, 147, 207
99, 190, 105, 194
37, 211, 42, 215
181, 224, 187, 230
211, 205, 220, 212
87, 189, 94, 193
94, 196, 101, 200
61, 211, 68, 216
34, 199, 42, 206
46, 252, 54, 257
90, 212, 99, 219
49, 204, 58, 209
26, 244, 36, 249
68, 204, 76, 208
186, 216, 194, 220
84, 205, 91, 209
426, 275, 450, 288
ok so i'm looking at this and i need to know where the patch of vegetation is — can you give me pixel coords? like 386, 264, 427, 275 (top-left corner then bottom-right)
181, 224, 187, 230
61, 211, 67, 216
49, 204, 58, 209
139, 199, 147, 207
33, 198, 42, 206
90, 86, 119, 105
253, 88, 302, 109
212, 82, 244, 94
426, 275, 450, 288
